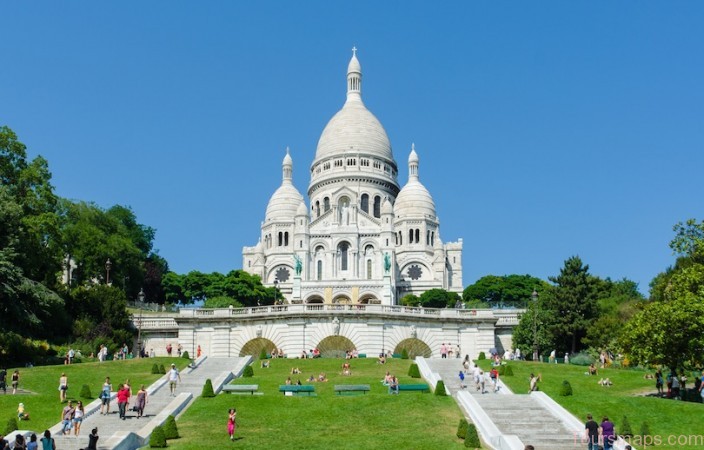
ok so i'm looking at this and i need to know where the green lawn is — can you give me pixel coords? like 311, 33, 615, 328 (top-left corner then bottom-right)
479, 360, 704, 450
0, 357, 187, 433
170, 358, 465, 450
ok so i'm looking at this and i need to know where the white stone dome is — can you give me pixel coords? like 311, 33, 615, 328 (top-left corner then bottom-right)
394, 145, 436, 218
265, 149, 304, 222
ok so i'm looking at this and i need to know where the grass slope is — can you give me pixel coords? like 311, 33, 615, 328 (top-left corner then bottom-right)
0, 357, 186, 433
480, 360, 703, 450
172, 358, 465, 450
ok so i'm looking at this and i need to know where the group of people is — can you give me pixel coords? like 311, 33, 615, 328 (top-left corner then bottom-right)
382, 372, 399, 394
299, 348, 321, 359
270, 347, 285, 358
584, 414, 629, 450
0, 368, 21, 394
1, 429, 99, 450
439, 342, 459, 359
460, 362, 501, 393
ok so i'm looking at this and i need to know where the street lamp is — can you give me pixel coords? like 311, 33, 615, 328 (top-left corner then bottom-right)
105, 258, 112, 285
136, 288, 145, 358
532, 289, 539, 362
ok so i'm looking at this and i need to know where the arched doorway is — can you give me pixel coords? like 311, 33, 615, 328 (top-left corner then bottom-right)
239, 338, 276, 358
358, 294, 378, 304
394, 338, 432, 358
332, 295, 352, 304
316, 336, 356, 358
306, 296, 324, 304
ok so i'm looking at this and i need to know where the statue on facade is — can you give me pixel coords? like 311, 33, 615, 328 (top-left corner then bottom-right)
332, 317, 340, 335
256, 325, 262, 338
384, 253, 391, 273
294, 254, 303, 276
410, 325, 417, 338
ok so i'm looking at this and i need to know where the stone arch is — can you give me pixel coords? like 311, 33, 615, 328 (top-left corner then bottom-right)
358, 293, 378, 304
394, 338, 432, 358
316, 335, 356, 358
239, 337, 276, 357
306, 295, 324, 304
332, 294, 352, 304
400, 262, 430, 282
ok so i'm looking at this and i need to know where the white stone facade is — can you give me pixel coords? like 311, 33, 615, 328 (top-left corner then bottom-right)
242, 49, 463, 305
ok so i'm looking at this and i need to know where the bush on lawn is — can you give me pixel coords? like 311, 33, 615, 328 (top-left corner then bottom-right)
149, 425, 167, 448
570, 352, 594, 366
464, 423, 481, 448
435, 380, 447, 396
4, 418, 18, 435
159, 364, 166, 374
182, 351, 189, 359
80, 384, 92, 399
151, 363, 160, 374
640, 421, 651, 441
162, 414, 180, 439
457, 418, 469, 439
498, 365, 513, 376
620, 416, 633, 438
477, 352, 486, 360
259, 348, 268, 360
201, 379, 215, 398
243, 365, 254, 378
408, 363, 421, 378
401, 348, 409, 360
559, 380, 573, 396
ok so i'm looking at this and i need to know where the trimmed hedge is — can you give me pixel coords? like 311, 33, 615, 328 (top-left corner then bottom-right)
435, 380, 447, 396
401, 348, 409, 360
559, 380, 573, 396
163, 414, 180, 439
457, 418, 469, 439
243, 365, 254, 378
464, 423, 481, 448
201, 379, 215, 398
182, 351, 189, 359
149, 425, 167, 448
477, 352, 486, 360
640, 421, 651, 441
80, 384, 92, 399
408, 363, 421, 378
621, 416, 633, 438
159, 364, 166, 374
4, 418, 18, 435
151, 363, 161, 374
498, 365, 513, 376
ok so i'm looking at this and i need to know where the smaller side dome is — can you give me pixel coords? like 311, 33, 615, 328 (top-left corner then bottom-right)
381, 197, 393, 215
296, 201, 308, 217
265, 148, 304, 222
394, 145, 436, 219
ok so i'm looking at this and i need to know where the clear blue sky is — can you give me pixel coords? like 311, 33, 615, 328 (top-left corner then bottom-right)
2, 2, 703, 295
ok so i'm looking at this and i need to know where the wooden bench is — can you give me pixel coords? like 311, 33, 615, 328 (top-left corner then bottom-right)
334, 384, 371, 395
221, 384, 259, 395
279, 385, 316, 396
397, 383, 430, 393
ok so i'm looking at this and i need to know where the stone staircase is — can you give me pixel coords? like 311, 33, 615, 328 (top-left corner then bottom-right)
47, 357, 244, 450
426, 359, 578, 450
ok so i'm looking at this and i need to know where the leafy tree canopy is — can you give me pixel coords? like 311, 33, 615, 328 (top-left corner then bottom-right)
418, 288, 460, 308
463, 274, 547, 306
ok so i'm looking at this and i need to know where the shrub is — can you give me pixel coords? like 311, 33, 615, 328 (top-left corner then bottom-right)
80, 384, 92, 399
478, 352, 486, 360
182, 351, 189, 359
457, 418, 469, 439
401, 348, 409, 360
464, 423, 481, 448
159, 364, 166, 374
162, 415, 179, 439
242, 365, 254, 378
620, 416, 633, 438
4, 418, 18, 435
559, 380, 573, 396
498, 365, 513, 376
151, 363, 160, 374
640, 421, 651, 441
408, 363, 421, 378
149, 425, 167, 448
570, 352, 595, 366
201, 379, 215, 398
435, 380, 447, 396
259, 348, 268, 360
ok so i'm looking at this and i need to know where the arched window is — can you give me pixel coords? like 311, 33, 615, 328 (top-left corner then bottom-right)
284, 232, 289, 247
427, 230, 430, 245
317, 260, 323, 281
361, 194, 369, 213
315, 201, 320, 218
367, 259, 372, 279
431, 231, 435, 246
415, 229, 420, 243
373, 196, 381, 218
299, 240, 303, 249
324, 197, 330, 212
408, 229, 413, 244
398, 231, 402, 245
338, 242, 349, 271
278, 232, 283, 246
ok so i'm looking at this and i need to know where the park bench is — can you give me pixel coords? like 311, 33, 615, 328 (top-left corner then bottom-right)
334, 384, 371, 395
397, 383, 430, 393
221, 384, 259, 395
279, 385, 316, 396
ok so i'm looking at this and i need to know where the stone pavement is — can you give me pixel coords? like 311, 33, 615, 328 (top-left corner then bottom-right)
43, 357, 245, 450
426, 358, 578, 450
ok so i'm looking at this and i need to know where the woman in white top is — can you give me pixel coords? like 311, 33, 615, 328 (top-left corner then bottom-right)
73, 401, 85, 436
59, 373, 68, 402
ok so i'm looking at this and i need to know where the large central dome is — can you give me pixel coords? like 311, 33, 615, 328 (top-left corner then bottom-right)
313, 49, 394, 163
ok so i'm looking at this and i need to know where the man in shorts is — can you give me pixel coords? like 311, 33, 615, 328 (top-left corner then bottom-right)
61, 400, 75, 435
168, 364, 181, 396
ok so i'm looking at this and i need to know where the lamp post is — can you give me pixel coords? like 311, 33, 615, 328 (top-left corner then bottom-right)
105, 258, 112, 285
532, 289, 539, 362
136, 288, 145, 358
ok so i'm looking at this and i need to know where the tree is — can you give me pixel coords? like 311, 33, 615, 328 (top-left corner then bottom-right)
419, 289, 458, 308
463, 274, 546, 306
543, 256, 599, 354
511, 289, 554, 358
399, 294, 419, 306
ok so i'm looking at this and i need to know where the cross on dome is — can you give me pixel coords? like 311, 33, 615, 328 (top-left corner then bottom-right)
352, 46, 357, 56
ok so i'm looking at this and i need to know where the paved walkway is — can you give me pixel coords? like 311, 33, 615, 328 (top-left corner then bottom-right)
45, 357, 244, 450
426, 358, 578, 450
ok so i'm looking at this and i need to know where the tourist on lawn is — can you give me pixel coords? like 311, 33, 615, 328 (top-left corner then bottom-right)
168, 364, 181, 396
285, 377, 292, 385
16, 402, 29, 420
388, 375, 399, 394
564, 352, 569, 364
382, 371, 392, 386
73, 401, 85, 435
655, 369, 664, 397
135, 385, 148, 418
584, 414, 599, 450
529, 373, 539, 392
40, 430, 55, 450
58, 373, 68, 402
600, 416, 615, 450
100, 377, 112, 415
378, 353, 386, 364
342, 362, 351, 376
116, 384, 130, 420
87, 428, 99, 450
588, 364, 598, 376
227, 408, 237, 441
11, 370, 20, 394
60, 400, 75, 435
670, 371, 680, 399
26, 434, 37, 450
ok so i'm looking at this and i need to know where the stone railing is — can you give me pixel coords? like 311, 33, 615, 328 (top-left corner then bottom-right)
132, 317, 179, 330
494, 309, 525, 327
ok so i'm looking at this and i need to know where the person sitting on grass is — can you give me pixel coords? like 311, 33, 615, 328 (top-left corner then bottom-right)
291, 367, 301, 375
308, 375, 316, 382
341, 362, 351, 376
378, 354, 386, 364
317, 373, 328, 382
588, 363, 598, 376
382, 371, 392, 386
260, 360, 269, 368
285, 377, 292, 385
388, 375, 399, 394
17, 403, 29, 420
